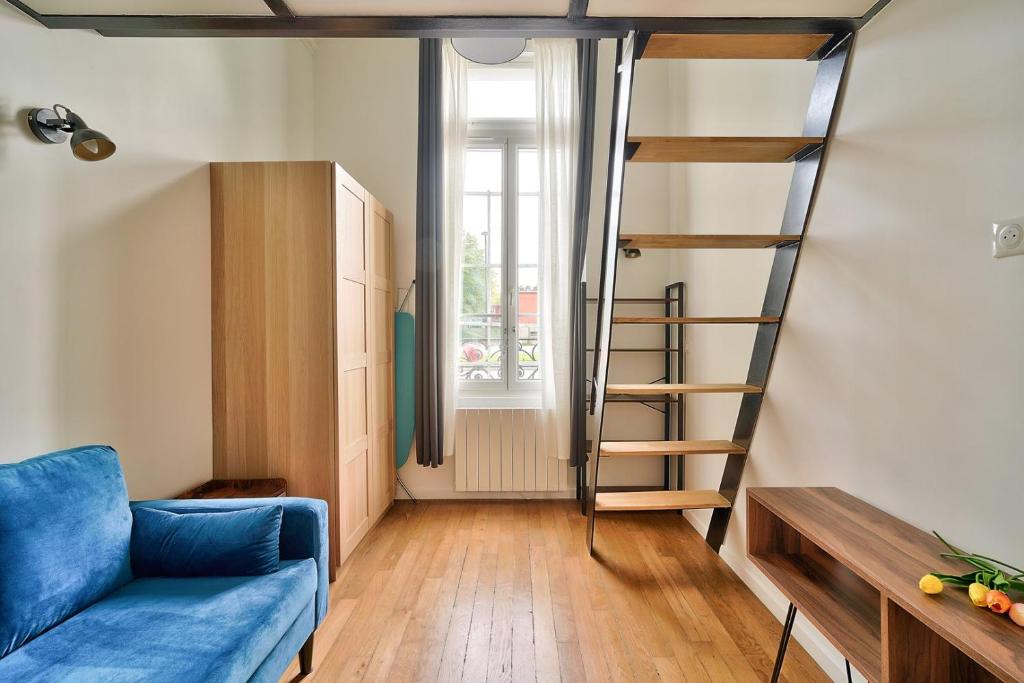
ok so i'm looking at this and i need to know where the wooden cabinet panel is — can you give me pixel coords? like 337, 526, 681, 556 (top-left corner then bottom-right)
335, 167, 373, 565
211, 161, 339, 571
211, 161, 395, 578
368, 199, 395, 522
339, 444, 369, 561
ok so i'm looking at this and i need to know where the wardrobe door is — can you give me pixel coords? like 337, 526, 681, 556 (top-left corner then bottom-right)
335, 165, 372, 564
369, 197, 396, 522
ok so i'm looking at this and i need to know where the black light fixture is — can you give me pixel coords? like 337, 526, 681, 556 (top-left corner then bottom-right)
27, 104, 116, 161
623, 248, 642, 259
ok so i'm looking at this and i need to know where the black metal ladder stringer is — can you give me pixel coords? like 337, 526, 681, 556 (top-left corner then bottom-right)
704, 32, 856, 553
585, 31, 637, 555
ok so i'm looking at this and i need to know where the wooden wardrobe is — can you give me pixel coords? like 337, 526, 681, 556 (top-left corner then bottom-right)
210, 161, 396, 576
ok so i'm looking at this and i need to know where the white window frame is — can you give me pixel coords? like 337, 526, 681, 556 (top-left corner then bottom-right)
458, 117, 540, 409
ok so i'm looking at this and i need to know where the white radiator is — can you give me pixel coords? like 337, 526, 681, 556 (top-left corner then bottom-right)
453, 409, 571, 493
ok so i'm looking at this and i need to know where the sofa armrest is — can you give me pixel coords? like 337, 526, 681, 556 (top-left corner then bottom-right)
130, 497, 329, 626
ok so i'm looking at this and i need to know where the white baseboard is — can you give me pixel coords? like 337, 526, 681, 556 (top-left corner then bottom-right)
686, 515, 866, 683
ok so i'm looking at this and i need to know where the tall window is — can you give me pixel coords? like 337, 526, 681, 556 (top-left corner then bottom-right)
458, 50, 541, 404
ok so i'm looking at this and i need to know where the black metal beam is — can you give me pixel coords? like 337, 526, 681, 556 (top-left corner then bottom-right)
263, 0, 293, 18
5, 0, 40, 20
566, 0, 589, 21
860, 0, 895, 24
4, 2, 883, 39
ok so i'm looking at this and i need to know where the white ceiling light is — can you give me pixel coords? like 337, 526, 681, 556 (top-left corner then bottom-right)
453, 37, 527, 65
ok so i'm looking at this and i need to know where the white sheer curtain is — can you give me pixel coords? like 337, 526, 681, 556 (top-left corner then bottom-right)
534, 39, 579, 461
441, 40, 469, 458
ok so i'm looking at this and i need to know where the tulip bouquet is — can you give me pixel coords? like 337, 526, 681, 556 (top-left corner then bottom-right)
918, 532, 1024, 627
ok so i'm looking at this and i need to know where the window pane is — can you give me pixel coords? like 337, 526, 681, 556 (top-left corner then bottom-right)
460, 147, 503, 383
518, 148, 539, 193
468, 66, 536, 120
516, 147, 541, 383
517, 267, 540, 382
517, 195, 539, 267
464, 148, 503, 193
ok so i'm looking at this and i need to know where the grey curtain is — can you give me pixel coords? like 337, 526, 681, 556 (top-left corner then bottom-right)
415, 38, 445, 468
569, 39, 600, 469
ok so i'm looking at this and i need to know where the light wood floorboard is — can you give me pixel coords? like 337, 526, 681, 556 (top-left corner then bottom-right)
281, 500, 828, 682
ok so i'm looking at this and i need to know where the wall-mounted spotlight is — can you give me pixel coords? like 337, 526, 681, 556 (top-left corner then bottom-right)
27, 105, 116, 161
623, 248, 642, 259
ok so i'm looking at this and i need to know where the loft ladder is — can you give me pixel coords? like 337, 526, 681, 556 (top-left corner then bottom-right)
586, 30, 855, 555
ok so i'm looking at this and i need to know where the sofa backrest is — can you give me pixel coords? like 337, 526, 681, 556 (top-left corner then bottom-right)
0, 445, 133, 658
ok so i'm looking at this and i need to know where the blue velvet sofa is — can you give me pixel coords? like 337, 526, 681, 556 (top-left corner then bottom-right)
0, 445, 329, 682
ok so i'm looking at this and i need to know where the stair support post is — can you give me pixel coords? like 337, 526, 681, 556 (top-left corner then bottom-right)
705, 32, 856, 553
586, 31, 638, 554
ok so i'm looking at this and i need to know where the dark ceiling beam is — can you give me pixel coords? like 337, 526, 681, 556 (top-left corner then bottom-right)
13, 13, 871, 39
566, 0, 589, 21
263, 0, 294, 17
5, 0, 41, 20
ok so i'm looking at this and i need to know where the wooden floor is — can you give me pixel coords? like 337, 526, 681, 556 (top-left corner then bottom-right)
281, 500, 827, 682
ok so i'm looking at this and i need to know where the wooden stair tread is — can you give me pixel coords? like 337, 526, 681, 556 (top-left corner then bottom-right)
595, 489, 731, 512
601, 440, 745, 457
626, 137, 823, 163
619, 234, 801, 249
613, 316, 779, 324
607, 383, 762, 396
642, 33, 831, 60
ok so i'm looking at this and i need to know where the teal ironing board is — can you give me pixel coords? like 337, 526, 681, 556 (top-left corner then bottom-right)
394, 311, 415, 469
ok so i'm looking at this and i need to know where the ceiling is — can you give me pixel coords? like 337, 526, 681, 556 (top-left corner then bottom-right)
22, 0, 880, 17
26, 0, 275, 14
10, 0, 891, 37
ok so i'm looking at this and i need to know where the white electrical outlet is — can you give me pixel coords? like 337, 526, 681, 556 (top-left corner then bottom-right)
993, 218, 1024, 258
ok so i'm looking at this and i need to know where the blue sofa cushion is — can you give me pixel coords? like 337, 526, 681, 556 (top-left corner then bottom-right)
130, 505, 283, 577
134, 498, 330, 626
0, 445, 133, 658
0, 559, 318, 683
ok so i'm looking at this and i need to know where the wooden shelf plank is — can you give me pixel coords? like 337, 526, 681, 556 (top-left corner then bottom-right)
586, 348, 679, 353
607, 383, 762, 396
600, 440, 745, 457
595, 489, 731, 512
750, 552, 883, 681
642, 33, 831, 60
587, 397, 680, 404
619, 234, 802, 249
586, 296, 677, 303
613, 316, 779, 324
626, 136, 823, 163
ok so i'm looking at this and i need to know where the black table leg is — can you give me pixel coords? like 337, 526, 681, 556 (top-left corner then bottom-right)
846, 659, 853, 682
770, 602, 798, 683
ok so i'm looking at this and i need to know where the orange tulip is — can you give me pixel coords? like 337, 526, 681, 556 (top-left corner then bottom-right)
1010, 604, 1024, 627
985, 590, 1011, 614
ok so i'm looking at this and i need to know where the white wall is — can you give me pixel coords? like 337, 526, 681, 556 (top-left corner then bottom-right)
0, 6, 314, 498
671, 0, 1024, 679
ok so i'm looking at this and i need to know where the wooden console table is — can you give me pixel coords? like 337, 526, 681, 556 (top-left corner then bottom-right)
747, 487, 1024, 683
